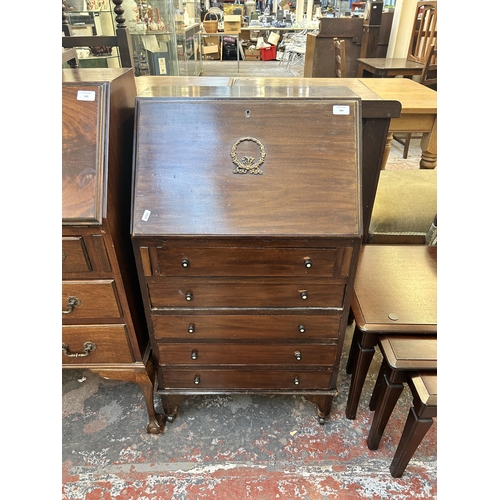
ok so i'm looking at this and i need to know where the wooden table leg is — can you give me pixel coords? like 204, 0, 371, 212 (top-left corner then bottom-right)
419, 116, 437, 169
380, 132, 393, 169
366, 362, 406, 450
345, 330, 378, 420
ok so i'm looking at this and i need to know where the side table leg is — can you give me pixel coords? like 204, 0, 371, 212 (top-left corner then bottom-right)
366, 369, 405, 450
389, 406, 434, 478
345, 331, 377, 420
419, 117, 437, 169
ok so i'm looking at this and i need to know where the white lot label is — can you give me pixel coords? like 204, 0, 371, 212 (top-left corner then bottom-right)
333, 105, 350, 115
77, 90, 96, 101
142, 210, 151, 222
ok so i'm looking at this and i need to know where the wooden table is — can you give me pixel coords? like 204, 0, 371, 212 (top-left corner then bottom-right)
345, 245, 437, 420
357, 58, 424, 78
362, 78, 437, 169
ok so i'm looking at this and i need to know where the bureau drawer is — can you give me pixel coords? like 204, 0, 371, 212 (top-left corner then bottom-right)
160, 368, 333, 390
62, 280, 122, 320
148, 279, 345, 308
62, 324, 133, 364
62, 237, 91, 273
154, 247, 351, 278
153, 314, 340, 341
157, 343, 337, 366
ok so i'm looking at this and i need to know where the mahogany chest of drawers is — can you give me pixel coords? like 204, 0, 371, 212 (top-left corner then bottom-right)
131, 86, 362, 424
62, 68, 164, 433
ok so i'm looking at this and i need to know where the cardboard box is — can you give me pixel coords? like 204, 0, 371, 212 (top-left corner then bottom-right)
202, 44, 219, 55
244, 48, 261, 60
203, 35, 219, 46
224, 15, 241, 34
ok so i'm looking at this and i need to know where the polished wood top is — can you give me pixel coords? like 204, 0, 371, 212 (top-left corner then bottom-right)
352, 245, 437, 332
135, 76, 234, 95
358, 58, 424, 70
361, 78, 437, 115
379, 336, 437, 371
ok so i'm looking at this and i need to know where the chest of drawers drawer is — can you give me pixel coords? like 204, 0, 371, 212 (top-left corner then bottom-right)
62, 237, 92, 273
157, 343, 337, 366
160, 368, 334, 390
62, 324, 133, 364
152, 314, 341, 341
147, 278, 346, 309
62, 280, 122, 320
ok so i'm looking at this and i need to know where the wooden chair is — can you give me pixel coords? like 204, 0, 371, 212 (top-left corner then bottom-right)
357, 1, 437, 78
62, 0, 133, 68
393, 44, 437, 158
333, 38, 346, 78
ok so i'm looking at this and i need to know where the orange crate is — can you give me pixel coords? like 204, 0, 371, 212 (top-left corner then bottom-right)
260, 45, 277, 61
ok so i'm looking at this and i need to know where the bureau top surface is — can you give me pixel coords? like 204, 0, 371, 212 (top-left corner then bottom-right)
132, 89, 362, 238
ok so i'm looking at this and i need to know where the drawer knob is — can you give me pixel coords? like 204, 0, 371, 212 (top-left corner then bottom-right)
181, 259, 190, 268
188, 324, 195, 334
294, 376, 300, 385
298, 325, 306, 333
294, 350, 302, 361
300, 291, 308, 300
194, 375, 201, 385
191, 350, 198, 360
62, 296, 81, 314
62, 341, 96, 358
185, 292, 193, 301
304, 259, 312, 268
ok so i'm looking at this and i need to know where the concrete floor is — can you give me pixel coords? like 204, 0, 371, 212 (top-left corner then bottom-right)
62, 63, 435, 498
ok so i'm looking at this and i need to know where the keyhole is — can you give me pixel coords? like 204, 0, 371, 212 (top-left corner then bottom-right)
246, 110, 250, 117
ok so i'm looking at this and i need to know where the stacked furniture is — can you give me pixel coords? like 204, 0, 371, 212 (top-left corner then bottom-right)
130, 85, 363, 424
62, 68, 165, 434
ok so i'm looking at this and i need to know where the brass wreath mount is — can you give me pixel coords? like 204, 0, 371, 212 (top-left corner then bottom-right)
231, 137, 266, 175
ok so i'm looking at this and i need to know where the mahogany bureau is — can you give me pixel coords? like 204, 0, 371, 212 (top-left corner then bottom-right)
131, 86, 363, 424
62, 68, 165, 433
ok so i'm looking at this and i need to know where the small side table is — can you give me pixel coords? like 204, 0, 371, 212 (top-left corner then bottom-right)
345, 245, 437, 419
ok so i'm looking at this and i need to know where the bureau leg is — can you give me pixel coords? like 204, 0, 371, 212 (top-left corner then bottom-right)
304, 395, 334, 424
160, 395, 190, 423
90, 361, 166, 435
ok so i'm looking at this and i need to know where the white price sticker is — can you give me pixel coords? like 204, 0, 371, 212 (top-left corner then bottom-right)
333, 105, 350, 115
77, 90, 96, 101
142, 210, 151, 222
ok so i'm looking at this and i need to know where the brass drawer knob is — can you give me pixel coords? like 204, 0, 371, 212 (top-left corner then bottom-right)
62, 296, 81, 314
185, 292, 193, 301
181, 259, 190, 268
304, 259, 312, 268
188, 324, 195, 334
294, 376, 300, 385
194, 375, 201, 385
294, 350, 302, 361
298, 325, 306, 333
191, 350, 198, 360
300, 291, 308, 300
62, 341, 96, 358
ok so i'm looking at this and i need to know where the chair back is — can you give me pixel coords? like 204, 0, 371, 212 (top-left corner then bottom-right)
333, 38, 346, 78
420, 44, 437, 89
407, 1, 437, 64
62, 0, 133, 68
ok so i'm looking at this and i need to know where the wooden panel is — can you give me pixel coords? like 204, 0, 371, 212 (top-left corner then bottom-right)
155, 247, 349, 277
152, 314, 341, 341
62, 84, 105, 224
62, 280, 122, 319
160, 368, 334, 389
148, 279, 346, 308
62, 237, 92, 273
62, 324, 133, 364
132, 95, 361, 238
